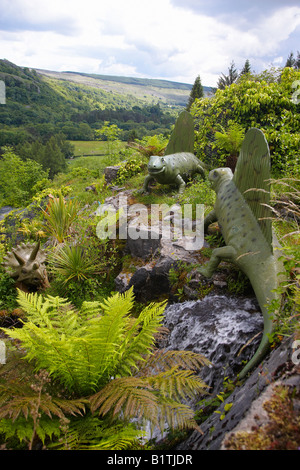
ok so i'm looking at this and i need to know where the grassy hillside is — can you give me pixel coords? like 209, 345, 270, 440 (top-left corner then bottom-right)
0, 59, 201, 145
35, 69, 203, 107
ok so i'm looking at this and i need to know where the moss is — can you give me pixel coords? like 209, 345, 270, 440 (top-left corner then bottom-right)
224, 384, 300, 450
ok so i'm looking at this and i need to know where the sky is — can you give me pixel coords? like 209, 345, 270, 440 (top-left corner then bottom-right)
0, 0, 300, 86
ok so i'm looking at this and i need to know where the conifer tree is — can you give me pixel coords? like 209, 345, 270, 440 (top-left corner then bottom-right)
186, 75, 204, 111
285, 51, 300, 70
240, 59, 251, 76
217, 61, 238, 90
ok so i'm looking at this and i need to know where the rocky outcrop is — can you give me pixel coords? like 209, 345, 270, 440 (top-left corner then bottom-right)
175, 333, 299, 450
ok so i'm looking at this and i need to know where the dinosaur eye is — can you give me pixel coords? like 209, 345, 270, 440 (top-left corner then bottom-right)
213, 170, 218, 178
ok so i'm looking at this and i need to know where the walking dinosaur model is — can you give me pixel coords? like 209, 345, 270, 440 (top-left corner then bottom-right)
141, 111, 206, 194
198, 128, 284, 379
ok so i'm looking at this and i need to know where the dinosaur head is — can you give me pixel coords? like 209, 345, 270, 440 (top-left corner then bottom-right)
3, 241, 48, 288
148, 155, 166, 175
209, 168, 233, 191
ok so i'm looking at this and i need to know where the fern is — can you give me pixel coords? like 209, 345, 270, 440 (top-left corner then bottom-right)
1, 287, 210, 447
50, 416, 143, 450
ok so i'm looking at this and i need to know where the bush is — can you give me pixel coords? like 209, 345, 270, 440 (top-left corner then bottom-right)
192, 67, 300, 175
0, 148, 49, 207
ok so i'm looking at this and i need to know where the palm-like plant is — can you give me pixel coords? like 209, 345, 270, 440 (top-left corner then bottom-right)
48, 244, 99, 284
0, 289, 209, 449
42, 192, 79, 244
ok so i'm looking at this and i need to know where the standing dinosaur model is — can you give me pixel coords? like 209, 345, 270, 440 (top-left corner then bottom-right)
2, 241, 49, 290
141, 152, 206, 194
198, 128, 284, 379
141, 110, 206, 194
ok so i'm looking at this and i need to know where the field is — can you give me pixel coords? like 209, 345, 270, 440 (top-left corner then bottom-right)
70, 140, 126, 157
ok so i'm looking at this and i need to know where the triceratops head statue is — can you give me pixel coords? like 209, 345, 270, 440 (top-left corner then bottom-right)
3, 241, 48, 289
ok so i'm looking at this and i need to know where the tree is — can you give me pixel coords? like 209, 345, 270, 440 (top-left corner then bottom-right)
191, 67, 300, 174
0, 147, 49, 207
240, 59, 251, 76
95, 121, 121, 157
285, 51, 300, 70
217, 61, 238, 90
186, 75, 204, 111
42, 136, 67, 179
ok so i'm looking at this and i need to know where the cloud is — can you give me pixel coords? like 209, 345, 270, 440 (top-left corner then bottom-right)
0, 0, 299, 86
171, 0, 300, 19
0, 0, 78, 34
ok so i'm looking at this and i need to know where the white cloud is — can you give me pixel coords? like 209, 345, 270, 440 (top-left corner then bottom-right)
1, 0, 300, 86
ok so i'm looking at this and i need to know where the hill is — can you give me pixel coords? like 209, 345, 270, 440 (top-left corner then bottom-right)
0, 59, 212, 145
35, 68, 212, 106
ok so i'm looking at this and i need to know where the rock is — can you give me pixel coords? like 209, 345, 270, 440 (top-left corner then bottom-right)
160, 294, 264, 396
85, 185, 96, 192
125, 227, 162, 260
104, 165, 121, 184
175, 333, 298, 450
0, 206, 15, 221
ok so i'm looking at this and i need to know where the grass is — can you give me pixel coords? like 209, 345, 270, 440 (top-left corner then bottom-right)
70, 140, 126, 157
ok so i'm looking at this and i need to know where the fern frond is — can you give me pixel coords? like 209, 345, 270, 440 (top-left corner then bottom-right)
156, 398, 201, 434
89, 370, 206, 434
0, 380, 86, 422
140, 349, 211, 375
147, 366, 208, 401
51, 416, 143, 450
115, 300, 167, 377
90, 377, 158, 425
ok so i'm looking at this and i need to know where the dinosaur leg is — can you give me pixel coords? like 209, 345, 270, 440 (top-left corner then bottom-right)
197, 165, 206, 179
198, 245, 236, 278
203, 209, 217, 233
140, 174, 153, 193
175, 174, 186, 194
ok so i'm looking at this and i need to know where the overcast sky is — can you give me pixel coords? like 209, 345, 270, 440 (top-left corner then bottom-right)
1, 0, 300, 86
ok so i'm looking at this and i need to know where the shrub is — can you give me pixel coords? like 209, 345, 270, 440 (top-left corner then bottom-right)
0, 148, 49, 207
42, 192, 79, 244
192, 67, 300, 175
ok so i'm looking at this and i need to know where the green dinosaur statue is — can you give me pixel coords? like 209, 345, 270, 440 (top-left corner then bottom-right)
198, 128, 284, 378
164, 110, 195, 155
141, 152, 206, 194
141, 110, 206, 194
2, 241, 49, 289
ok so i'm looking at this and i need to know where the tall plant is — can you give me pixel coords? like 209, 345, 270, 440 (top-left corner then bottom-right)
42, 192, 79, 244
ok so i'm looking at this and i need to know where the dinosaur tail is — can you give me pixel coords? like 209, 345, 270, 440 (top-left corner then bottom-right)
238, 303, 274, 379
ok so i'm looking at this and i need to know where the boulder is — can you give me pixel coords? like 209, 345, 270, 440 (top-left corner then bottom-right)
104, 165, 121, 184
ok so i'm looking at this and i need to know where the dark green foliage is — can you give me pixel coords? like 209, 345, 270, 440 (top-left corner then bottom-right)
240, 59, 251, 76
217, 61, 239, 90
192, 67, 300, 174
0, 148, 49, 207
0, 60, 179, 144
285, 51, 300, 69
186, 75, 204, 112
0, 267, 18, 311
16, 135, 68, 179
